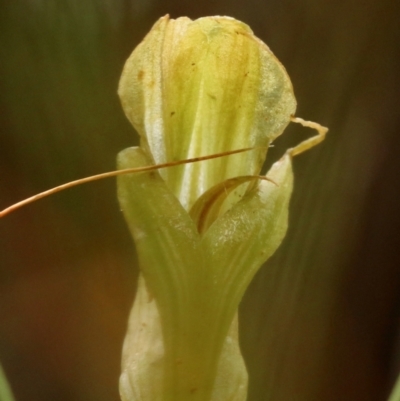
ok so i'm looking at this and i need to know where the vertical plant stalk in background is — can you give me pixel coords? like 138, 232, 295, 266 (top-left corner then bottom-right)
0, 364, 15, 401
388, 374, 400, 401
117, 15, 327, 401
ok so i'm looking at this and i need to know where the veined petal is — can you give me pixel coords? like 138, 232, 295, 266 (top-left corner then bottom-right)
120, 275, 248, 401
117, 147, 293, 401
118, 15, 296, 210
202, 154, 293, 339
120, 275, 164, 401
117, 147, 248, 401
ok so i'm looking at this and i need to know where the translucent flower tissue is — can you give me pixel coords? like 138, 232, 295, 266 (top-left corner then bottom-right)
117, 15, 324, 401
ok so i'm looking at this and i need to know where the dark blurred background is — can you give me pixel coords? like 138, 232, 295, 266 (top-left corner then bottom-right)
0, 0, 400, 400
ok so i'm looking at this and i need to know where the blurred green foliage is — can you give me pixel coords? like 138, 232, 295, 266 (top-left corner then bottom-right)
0, 364, 14, 401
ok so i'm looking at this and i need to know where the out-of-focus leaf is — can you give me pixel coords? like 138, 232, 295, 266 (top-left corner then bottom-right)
0, 365, 14, 401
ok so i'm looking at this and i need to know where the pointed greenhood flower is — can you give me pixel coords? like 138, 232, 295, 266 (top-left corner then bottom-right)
117, 15, 304, 401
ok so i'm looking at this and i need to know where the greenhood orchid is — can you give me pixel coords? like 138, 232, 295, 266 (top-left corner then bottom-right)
117, 15, 326, 401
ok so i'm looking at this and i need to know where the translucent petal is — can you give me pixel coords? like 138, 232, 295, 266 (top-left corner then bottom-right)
117, 147, 247, 401
118, 15, 296, 210
117, 147, 293, 401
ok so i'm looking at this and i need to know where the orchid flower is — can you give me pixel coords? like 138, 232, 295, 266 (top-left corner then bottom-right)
117, 15, 326, 401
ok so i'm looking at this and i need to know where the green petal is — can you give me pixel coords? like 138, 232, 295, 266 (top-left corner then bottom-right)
117, 146, 201, 349
120, 275, 248, 401
120, 275, 164, 401
117, 147, 247, 401
202, 154, 293, 341
118, 16, 296, 210
117, 148, 293, 401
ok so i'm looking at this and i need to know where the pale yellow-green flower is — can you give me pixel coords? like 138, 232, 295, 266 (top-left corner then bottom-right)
117, 15, 326, 401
